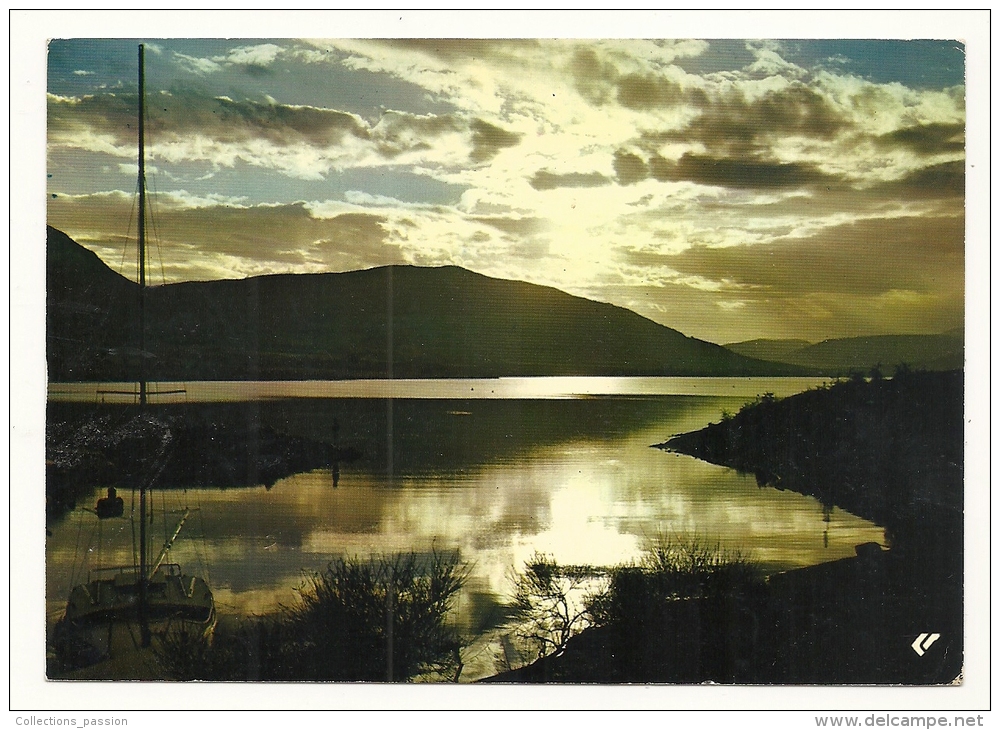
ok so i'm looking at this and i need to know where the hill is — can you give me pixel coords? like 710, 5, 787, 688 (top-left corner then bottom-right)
724, 333, 963, 374
46, 227, 141, 381
46, 226, 803, 381
723, 338, 813, 362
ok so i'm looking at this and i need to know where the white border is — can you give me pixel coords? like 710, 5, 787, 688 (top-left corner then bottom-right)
9, 9, 991, 715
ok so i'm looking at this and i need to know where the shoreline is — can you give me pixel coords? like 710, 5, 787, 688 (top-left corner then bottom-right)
486, 370, 964, 684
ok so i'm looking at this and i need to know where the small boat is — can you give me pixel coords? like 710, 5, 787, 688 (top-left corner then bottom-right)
52, 43, 215, 675
60, 561, 216, 673
54, 486, 218, 673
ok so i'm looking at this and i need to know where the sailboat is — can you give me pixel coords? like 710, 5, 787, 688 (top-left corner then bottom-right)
53, 44, 216, 675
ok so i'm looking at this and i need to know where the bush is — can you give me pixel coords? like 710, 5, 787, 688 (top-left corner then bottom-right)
587, 539, 761, 628
508, 553, 602, 662
157, 551, 468, 682
287, 551, 468, 681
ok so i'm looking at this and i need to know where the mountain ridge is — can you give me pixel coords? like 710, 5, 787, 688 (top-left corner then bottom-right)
724, 332, 963, 374
46, 226, 807, 381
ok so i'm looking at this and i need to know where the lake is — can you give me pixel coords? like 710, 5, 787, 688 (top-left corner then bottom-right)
48, 376, 832, 402
45, 377, 885, 680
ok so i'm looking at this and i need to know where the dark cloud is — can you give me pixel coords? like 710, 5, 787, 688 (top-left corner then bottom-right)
383, 39, 542, 63
615, 145, 836, 190
48, 194, 398, 279
471, 216, 547, 236
207, 96, 369, 147
657, 214, 964, 298
372, 112, 464, 159
52, 89, 507, 166
868, 160, 965, 201
669, 83, 848, 156
318, 212, 389, 244
898, 160, 965, 196
607, 212, 964, 342
469, 119, 522, 163
160, 206, 393, 273
311, 214, 406, 270
646, 154, 679, 184
239, 63, 273, 78
47, 92, 134, 145
507, 239, 550, 260
613, 151, 648, 186
529, 169, 610, 191
616, 73, 688, 110
594, 277, 963, 345
876, 122, 965, 155
48, 90, 372, 151
568, 47, 617, 106
659, 153, 835, 189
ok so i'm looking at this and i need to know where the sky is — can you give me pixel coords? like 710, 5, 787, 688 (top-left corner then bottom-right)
46, 36, 966, 344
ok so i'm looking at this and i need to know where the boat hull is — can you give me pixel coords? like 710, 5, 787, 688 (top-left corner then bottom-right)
52, 564, 216, 676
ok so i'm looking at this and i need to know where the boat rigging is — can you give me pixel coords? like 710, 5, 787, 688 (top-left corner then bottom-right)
53, 44, 216, 672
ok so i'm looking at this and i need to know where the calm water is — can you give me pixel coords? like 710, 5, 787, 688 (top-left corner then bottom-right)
47, 376, 832, 402
46, 378, 884, 679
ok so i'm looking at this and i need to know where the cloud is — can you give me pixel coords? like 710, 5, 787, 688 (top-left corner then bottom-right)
659, 214, 964, 298
471, 216, 547, 237
658, 153, 835, 190
173, 52, 222, 76
469, 119, 522, 163
607, 147, 836, 190
309, 213, 406, 270
529, 169, 610, 191
48, 90, 371, 152
47, 192, 400, 280
369, 111, 463, 160
171, 43, 286, 77
616, 73, 689, 110
49, 87, 524, 181
875, 122, 965, 155
613, 151, 648, 186
744, 40, 809, 79
222, 43, 285, 72
47, 39, 968, 344
875, 159, 965, 199
567, 47, 618, 106
675, 83, 848, 156
206, 96, 369, 148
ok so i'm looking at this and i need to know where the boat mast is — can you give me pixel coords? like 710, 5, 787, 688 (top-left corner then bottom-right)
137, 42, 151, 648
138, 43, 147, 409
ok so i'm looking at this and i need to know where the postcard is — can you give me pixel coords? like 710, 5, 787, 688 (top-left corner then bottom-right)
12, 9, 990, 715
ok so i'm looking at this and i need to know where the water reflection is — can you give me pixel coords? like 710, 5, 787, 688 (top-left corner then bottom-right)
47, 394, 885, 642
49, 376, 832, 403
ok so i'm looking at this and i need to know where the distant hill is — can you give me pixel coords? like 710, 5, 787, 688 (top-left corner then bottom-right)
46, 226, 804, 381
724, 339, 813, 363
723, 333, 963, 374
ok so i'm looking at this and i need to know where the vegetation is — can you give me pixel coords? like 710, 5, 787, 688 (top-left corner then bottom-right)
587, 538, 762, 628
156, 551, 468, 682
499, 541, 761, 668
488, 371, 965, 684
489, 540, 769, 684
489, 529, 961, 685
508, 553, 601, 662
662, 368, 964, 549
